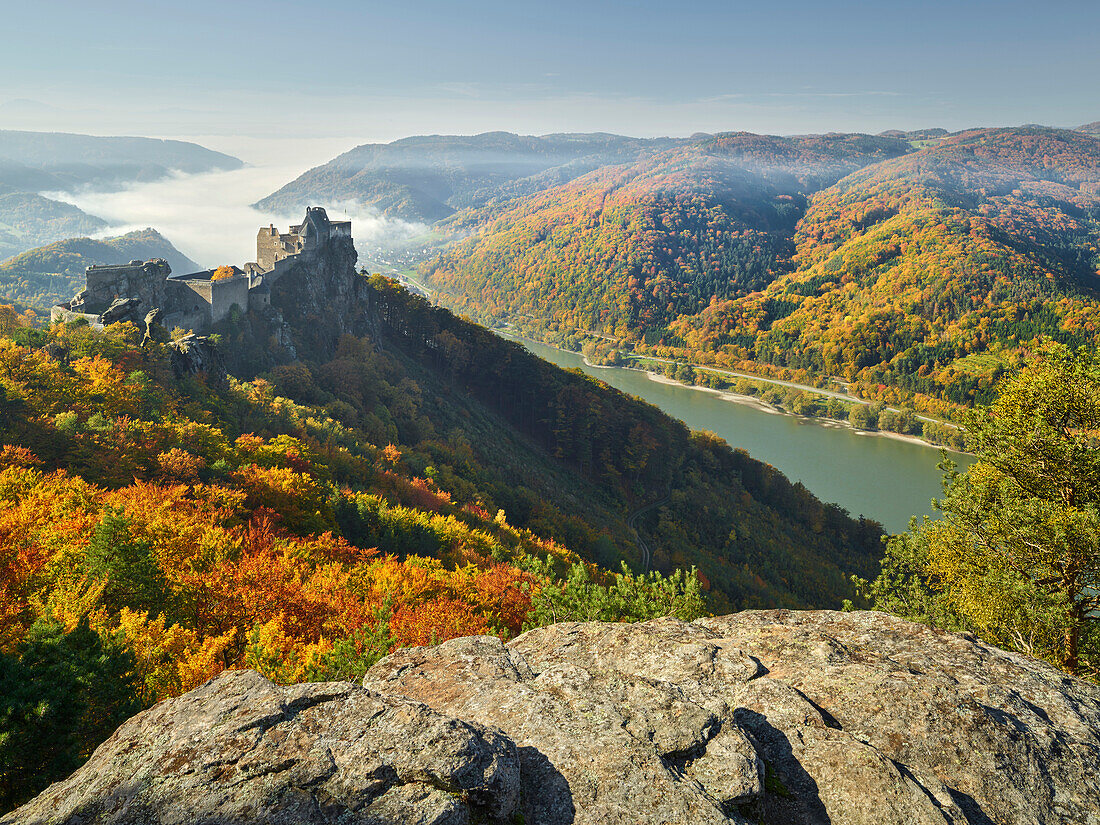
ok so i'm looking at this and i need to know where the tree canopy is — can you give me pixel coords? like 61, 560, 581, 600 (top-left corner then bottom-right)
863, 340, 1100, 676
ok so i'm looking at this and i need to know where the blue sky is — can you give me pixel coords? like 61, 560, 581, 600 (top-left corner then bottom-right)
3, 0, 1097, 142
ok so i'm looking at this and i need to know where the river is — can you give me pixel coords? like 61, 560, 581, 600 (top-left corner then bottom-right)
507, 336, 972, 533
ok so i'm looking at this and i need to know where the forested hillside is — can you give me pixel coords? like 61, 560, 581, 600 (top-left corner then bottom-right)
0, 230, 200, 309
220, 273, 885, 609
421, 133, 909, 337
424, 152, 799, 336
669, 127, 1100, 404
0, 192, 107, 260
407, 127, 1100, 408
0, 278, 885, 662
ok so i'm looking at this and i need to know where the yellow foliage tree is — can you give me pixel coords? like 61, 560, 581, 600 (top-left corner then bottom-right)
210, 265, 237, 281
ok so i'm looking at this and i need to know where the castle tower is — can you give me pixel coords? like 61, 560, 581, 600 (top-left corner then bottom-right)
253, 208, 351, 273
298, 207, 332, 252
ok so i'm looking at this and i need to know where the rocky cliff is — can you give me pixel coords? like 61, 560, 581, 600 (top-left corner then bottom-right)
264, 234, 364, 358
6, 611, 1100, 825
219, 232, 367, 374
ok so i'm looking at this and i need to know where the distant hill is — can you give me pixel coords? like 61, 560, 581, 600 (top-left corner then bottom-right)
0, 192, 107, 259
694, 131, 911, 188
254, 131, 693, 222
667, 126, 1100, 404
417, 126, 1100, 407
0, 159, 73, 193
0, 229, 201, 309
1078, 121, 1100, 136
0, 129, 242, 193
0, 130, 241, 261
878, 128, 950, 139
421, 132, 911, 338
877, 128, 951, 147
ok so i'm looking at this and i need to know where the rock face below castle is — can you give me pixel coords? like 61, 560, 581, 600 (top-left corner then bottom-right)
6, 611, 1100, 825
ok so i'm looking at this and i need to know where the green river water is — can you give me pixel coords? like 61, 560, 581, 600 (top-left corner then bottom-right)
508, 335, 972, 534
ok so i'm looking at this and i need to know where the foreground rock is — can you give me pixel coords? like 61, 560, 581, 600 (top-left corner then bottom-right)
5, 670, 518, 825
367, 611, 1100, 824
7, 611, 1100, 824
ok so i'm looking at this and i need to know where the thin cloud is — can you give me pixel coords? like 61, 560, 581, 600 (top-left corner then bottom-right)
699, 91, 902, 104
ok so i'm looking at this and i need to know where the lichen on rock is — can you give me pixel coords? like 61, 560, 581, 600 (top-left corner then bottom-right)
4, 669, 519, 825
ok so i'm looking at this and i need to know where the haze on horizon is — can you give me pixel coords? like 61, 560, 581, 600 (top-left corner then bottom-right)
3, 0, 1097, 147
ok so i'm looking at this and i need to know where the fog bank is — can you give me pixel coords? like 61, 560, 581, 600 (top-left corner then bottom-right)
43, 136, 426, 269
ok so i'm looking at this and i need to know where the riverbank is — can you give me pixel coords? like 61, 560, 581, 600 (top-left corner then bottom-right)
644, 369, 949, 449
643, 372, 784, 415
626, 354, 960, 431
498, 328, 959, 453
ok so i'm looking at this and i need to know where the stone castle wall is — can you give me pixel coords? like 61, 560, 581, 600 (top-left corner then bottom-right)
186, 276, 249, 324
52, 207, 350, 335
256, 226, 301, 271
79, 259, 171, 315
161, 274, 249, 330
261, 250, 305, 287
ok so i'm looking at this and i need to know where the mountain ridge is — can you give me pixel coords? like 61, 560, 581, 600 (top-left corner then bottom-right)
670, 126, 1100, 404
419, 131, 912, 341
0, 129, 242, 192
253, 131, 698, 221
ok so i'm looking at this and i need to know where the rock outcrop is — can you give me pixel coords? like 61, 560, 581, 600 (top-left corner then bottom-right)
169, 332, 226, 386
98, 295, 143, 326
217, 230, 365, 375
245, 229, 364, 367
7, 611, 1100, 825
5, 670, 518, 825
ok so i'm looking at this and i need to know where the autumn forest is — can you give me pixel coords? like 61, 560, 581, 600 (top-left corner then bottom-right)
0, 277, 884, 807
420, 127, 1100, 415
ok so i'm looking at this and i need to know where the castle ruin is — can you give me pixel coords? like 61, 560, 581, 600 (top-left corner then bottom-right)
51, 207, 352, 333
